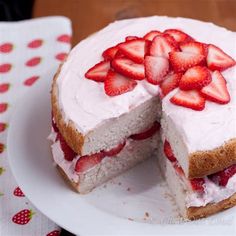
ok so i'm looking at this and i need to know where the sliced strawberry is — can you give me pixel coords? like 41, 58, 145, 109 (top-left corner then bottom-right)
144, 56, 169, 85
118, 39, 147, 63
85, 61, 110, 82
149, 35, 178, 58
206, 44, 236, 71
163, 140, 177, 162
173, 162, 185, 176
162, 33, 179, 48
143, 30, 162, 41
56, 133, 77, 161
180, 41, 208, 56
164, 29, 193, 43
170, 90, 205, 111
125, 36, 139, 41
190, 178, 205, 193
160, 73, 182, 96
130, 122, 160, 140
179, 66, 212, 90
104, 141, 126, 157
114, 50, 126, 59
169, 51, 205, 72
75, 152, 105, 173
104, 70, 137, 96
102, 46, 119, 61
201, 70, 230, 104
209, 164, 236, 187
111, 58, 145, 80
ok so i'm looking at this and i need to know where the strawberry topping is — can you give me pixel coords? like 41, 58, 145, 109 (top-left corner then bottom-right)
180, 41, 208, 56
149, 35, 178, 58
190, 178, 205, 193
201, 70, 230, 104
145, 56, 169, 85
130, 122, 160, 140
169, 51, 205, 72
179, 66, 212, 90
125, 36, 139, 41
102, 46, 119, 61
164, 29, 193, 43
118, 39, 147, 63
160, 73, 182, 96
104, 70, 137, 96
170, 90, 206, 111
111, 58, 145, 80
207, 44, 236, 71
85, 61, 110, 82
143, 30, 162, 41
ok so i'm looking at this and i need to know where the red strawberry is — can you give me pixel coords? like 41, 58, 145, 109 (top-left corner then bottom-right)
104, 70, 137, 96
0, 143, 5, 154
24, 76, 40, 86
114, 50, 125, 59
190, 178, 205, 193
111, 58, 145, 80
164, 29, 193, 43
85, 61, 110, 82
27, 39, 43, 48
162, 33, 179, 48
130, 122, 160, 140
57, 34, 71, 43
0, 43, 13, 53
52, 118, 59, 133
0, 83, 10, 93
170, 90, 205, 111
179, 66, 212, 90
180, 41, 207, 56
13, 187, 25, 197
56, 133, 77, 161
104, 141, 126, 156
206, 44, 236, 71
47, 230, 60, 236
143, 30, 162, 41
55, 52, 67, 61
125, 36, 139, 41
0, 63, 12, 73
169, 51, 205, 72
163, 140, 177, 162
102, 46, 119, 61
149, 35, 178, 58
209, 164, 236, 187
0, 123, 7, 132
25, 57, 41, 67
200, 70, 230, 104
118, 39, 147, 63
0, 103, 8, 113
160, 73, 182, 96
12, 209, 34, 225
173, 162, 185, 176
144, 56, 169, 85
75, 152, 105, 173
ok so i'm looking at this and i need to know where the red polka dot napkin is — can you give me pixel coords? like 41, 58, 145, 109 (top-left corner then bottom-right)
0, 16, 71, 236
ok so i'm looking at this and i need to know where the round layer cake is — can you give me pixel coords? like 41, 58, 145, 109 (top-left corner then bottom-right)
50, 16, 236, 220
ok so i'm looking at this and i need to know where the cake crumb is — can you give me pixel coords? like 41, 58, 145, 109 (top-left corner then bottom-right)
103, 184, 107, 188
118, 182, 122, 186
127, 187, 131, 191
145, 212, 149, 218
128, 218, 134, 221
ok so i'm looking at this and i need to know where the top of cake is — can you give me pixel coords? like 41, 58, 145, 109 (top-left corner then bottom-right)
56, 15, 236, 153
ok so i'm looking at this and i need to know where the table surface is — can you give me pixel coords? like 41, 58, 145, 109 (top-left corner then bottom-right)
33, 0, 236, 46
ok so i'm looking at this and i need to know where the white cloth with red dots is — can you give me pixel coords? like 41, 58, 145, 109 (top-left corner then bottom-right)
0, 16, 72, 236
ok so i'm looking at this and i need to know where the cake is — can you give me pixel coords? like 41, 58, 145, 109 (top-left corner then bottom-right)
49, 16, 236, 220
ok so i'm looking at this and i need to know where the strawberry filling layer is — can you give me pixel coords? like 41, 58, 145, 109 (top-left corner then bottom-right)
163, 140, 236, 207
50, 119, 160, 174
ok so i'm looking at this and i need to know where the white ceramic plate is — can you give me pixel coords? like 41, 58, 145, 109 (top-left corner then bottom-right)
7, 73, 236, 236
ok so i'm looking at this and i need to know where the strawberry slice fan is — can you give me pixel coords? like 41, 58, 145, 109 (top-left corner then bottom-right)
85, 29, 235, 111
